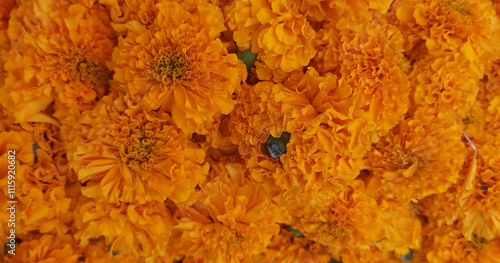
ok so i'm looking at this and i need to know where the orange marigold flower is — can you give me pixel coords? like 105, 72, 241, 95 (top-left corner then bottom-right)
313, 12, 411, 136
256, 228, 331, 263
365, 111, 466, 201
225, 0, 317, 79
15, 150, 73, 235
171, 159, 288, 262
335, 243, 408, 263
74, 196, 175, 258
1, 0, 114, 125
229, 82, 289, 158
80, 238, 142, 263
409, 52, 481, 117
423, 221, 500, 263
100, 0, 160, 34
377, 199, 422, 253
278, 123, 367, 203
427, 134, 500, 241
71, 95, 208, 204
112, 1, 245, 134
392, 0, 500, 65
7, 234, 82, 263
296, 180, 382, 257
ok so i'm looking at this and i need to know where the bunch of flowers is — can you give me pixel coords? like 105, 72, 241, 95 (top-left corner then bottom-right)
1, 0, 500, 262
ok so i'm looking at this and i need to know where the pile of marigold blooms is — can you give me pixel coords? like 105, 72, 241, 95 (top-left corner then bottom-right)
1, 0, 500, 262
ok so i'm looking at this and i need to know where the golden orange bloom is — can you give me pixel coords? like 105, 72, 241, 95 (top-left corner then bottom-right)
1, 0, 114, 125
112, 1, 246, 134
423, 221, 500, 263
226, 0, 317, 80
256, 228, 331, 263
409, 52, 481, 117
297, 180, 382, 257
335, 244, 406, 263
377, 199, 422, 253
7, 234, 82, 263
80, 238, 142, 263
15, 151, 73, 235
229, 82, 290, 159
171, 159, 288, 262
392, 0, 500, 65
365, 111, 466, 201
420, 95, 500, 241
99, 0, 160, 34
74, 196, 175, 259
71, 94, 208, 204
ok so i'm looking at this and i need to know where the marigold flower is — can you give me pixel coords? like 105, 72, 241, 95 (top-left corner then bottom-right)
100, 0, 160, 34
296, 180, 382, 257
365, 111, 466, 201
391, 0, 500, 65
313, 12, 411, 136
256, 228, 331, 263
1, 0, 114, 125
171, 159, 287, 262
335, 244, 405, 263
409, 52, 481, 117
112, 1, 246, 134
229, 82, 289, 159
226, 0, 317, 79
74, 196, 175, 258
378, 199, 422, 253
80, 238, 142, 263
71, 94, 208, 204
278, 123, 367, 203
423, 221, 500, 263
15, 151, 73, 235
7, 234, 82, 263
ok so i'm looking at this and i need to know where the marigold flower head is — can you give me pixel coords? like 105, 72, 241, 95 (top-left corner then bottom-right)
226, 0, 317, 79
2, 0, 114, 125
171, 159, 287, 262
7, 234, 82, 263
378, 199, 422, 252
71, 94, 208, 205
74, 196, 175, 258
392, 0, 500, 65
409, 52, 481, 117
335, 244, 407, 263
296, 180, 382, 255
100, 0, 160, 34
422, 221, 500, 263
313, 12, 411, 137
256, 228, 331, 263
112, 1, 245, 134
365, 111, 466, 201
278, 123, 367, 204
80, 238, 142, 263
229, 82, 289, 159
15, 152, 73, 235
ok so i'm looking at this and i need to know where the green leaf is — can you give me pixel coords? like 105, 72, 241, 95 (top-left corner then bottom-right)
237, 49, 258, 69
265, 132, 291, 158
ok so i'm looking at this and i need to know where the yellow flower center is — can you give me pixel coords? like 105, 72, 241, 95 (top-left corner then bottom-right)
319, 223, 344, 243
149, 48, 189, 83
77, 60, 111, 88
63, 51, 111, 89
126, 134, 155, 165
